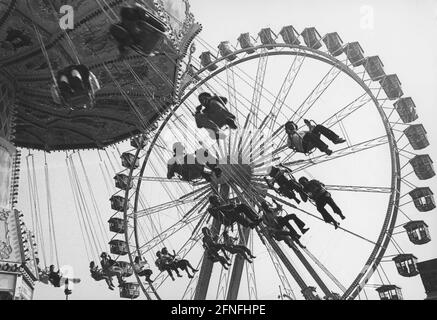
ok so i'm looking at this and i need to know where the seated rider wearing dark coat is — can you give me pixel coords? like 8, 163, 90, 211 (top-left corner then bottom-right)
222, 230, 256, 263
285, 119, 346, 155
90, 261, 115, 290
195, 92, 237, 138
207, 196, 261, 229
299, 176, 345, 229
201, 227, 231, 269
109, 2, 167, 55
167, 142, 213, 182
264, 166, 306, 204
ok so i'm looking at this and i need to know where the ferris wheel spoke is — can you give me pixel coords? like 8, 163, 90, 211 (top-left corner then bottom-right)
249, 49, 269, 129
135, 177, 210, 212
131, 197, 201, 219
302, 248, 347, 294
258, 229, 311, 297
321, 92, 373, 129
137, 211, 204, 255
324, 185, 392, 194
282, 135, 389, 173
225, 64, 240, 123
291, 64, 343, 123
261, 230, 297, 300
134, 176, 203, 184
287, 242, 334, 298
136, 194, 210, 255
260, 51, 306, 134
265, 193, 379, 247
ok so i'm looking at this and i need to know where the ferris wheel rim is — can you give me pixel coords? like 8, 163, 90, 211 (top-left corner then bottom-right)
124, 42, 402, 300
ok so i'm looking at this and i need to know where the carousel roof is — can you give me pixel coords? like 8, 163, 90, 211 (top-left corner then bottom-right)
0, 0, 200, 150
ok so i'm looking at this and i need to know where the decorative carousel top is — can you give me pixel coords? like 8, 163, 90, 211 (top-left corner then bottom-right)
0, 0, 201, 150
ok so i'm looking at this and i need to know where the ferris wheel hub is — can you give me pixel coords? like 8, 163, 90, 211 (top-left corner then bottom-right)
210, 159, 253, 188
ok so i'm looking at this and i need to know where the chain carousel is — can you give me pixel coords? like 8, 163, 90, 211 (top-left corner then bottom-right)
0, 0, 435, 300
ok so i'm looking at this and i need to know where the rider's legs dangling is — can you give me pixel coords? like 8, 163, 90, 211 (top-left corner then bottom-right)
316, 199, 339, 229
280, 214, 309, 234
235, 204, 260, 223
303, 132, 332, 155
312, 125, 345, 144
325, 196, 345, 220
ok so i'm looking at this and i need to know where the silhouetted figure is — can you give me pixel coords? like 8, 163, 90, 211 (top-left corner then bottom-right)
161, 247, 198, 279
48, 265, 81, 288
222, 230, 256, 263
133, 256, 154, 283
261, 201, 306, 249
195, 92, 237, 140
100, 252, 125, 286
155, 251, 181, 281
285, 119, 345, 155
265, 166, 306, 204
90, 261, 115, 290
110, 2, 167, 55
299, 176, 345, 229
201, 227, 231, 269
167, 142, 214, 182
208, 196, 261, 229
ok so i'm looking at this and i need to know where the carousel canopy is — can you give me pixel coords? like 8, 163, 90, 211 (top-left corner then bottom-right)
0, 0, 200, 151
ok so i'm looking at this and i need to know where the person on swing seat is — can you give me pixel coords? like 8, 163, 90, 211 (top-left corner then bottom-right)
298, 176, 346, 229
89, 261, 115, 290
109, 2, 167, 55
264, 166, 306, 204
195, 92, 237, 140
201, 227, 232, 269
285, 120, 346, 155
48, 265, 81, 288
167, 142, 217, 182
207, 196, 262, 229
54, 64, 99, 108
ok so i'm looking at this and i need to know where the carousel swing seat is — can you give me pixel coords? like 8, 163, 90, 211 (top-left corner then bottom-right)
51, 65, 100, 110
110, 3, 167, 55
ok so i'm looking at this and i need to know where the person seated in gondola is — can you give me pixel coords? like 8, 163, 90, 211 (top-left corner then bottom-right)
167, 142, 214, 182
208, 196, 261, 229
222, 230, 256, 263
260, 201, 306, 249
285, 119, 346, 156
298, 176, 345, 229
52, 64, 100, 109
160, 247, 198, 279
89, 261, 115, 290
155, 250, 182, 281
201, 228, 232, 269
195, 92, 237, 140
264, 166, 306, 204
109, 2, 167, 55
100, 252, 125, 286
48, 265, 81, 288
133, 256, 154, 283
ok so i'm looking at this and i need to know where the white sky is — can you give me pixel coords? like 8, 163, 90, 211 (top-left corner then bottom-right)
21, 0, 437, 300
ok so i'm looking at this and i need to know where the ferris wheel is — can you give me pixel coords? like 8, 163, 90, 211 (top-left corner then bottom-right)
105, 24, 435, 300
